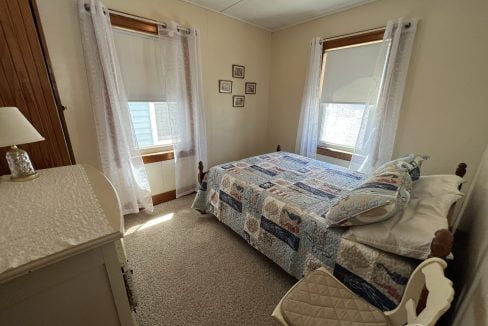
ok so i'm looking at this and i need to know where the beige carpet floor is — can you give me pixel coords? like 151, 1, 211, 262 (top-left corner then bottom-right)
124, 194, 296, 326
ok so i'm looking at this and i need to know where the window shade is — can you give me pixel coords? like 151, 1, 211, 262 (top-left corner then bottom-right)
321, 41, 385, 103
113, 29, 166, 101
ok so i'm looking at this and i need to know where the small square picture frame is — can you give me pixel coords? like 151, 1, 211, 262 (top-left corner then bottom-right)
245, 82, 256, 94
232, 64, 245, 79
233, 95, 245, 107
219, 80, 232, 93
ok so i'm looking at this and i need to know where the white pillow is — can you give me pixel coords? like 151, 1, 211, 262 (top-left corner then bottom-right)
410, 175, 464, 197
343, 175, 463, 259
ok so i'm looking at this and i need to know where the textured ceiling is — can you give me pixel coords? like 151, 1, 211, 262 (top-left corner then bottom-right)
181, 0, 376, 31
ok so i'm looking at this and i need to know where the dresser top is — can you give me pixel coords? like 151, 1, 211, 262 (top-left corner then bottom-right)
0, 165, 122, 282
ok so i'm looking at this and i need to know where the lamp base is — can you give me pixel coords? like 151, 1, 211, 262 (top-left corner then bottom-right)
6, 145, 39, 182
11, 171, 39, 182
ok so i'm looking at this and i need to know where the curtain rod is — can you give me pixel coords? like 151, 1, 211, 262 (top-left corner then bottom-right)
82, 4, 191, 34
322, 22, 411, 42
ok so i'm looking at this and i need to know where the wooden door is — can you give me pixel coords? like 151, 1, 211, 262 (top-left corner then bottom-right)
0, 0, 72, 175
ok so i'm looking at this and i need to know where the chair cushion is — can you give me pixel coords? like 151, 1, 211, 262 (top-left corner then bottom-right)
280, 268, 389, 326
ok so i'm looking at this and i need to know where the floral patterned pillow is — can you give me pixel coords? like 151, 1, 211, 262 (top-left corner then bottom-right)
376, 154, 429, 181
325, 168, 412, 227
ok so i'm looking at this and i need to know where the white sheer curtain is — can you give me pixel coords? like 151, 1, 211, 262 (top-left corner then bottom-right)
78, 0, 153, 214
295, 37, 323, 158
350, 18, 418, 173
157, 23, 208, 198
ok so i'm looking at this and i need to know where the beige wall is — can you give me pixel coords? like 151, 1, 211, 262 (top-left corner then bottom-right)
36, 0, 271, 171
37, 0, 488, 193
268, 0, 488, 178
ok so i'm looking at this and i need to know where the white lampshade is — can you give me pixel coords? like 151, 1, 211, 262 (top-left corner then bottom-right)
0, 107, 45, 147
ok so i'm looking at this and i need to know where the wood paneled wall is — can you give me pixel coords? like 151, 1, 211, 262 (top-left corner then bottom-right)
0, 0, 72, 175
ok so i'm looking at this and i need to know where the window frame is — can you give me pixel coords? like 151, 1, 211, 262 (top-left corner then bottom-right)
128, 100, 174, 158
109, 11, 158, 36
317, 28, 385, 161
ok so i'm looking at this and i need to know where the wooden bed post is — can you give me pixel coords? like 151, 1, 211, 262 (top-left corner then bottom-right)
429, 229, 454, 259
276, 145, 281, 152
198, 161, 206, 185
416, 229, 454, 314
431, 162, 467, 257
456, 162, 467, 189
455, 163, 467, 178
417, 162, 466, 314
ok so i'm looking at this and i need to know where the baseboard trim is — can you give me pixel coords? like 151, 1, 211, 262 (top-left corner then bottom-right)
152, 190, 176, 205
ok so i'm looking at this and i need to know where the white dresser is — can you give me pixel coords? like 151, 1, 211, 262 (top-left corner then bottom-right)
0, 165, 135, 326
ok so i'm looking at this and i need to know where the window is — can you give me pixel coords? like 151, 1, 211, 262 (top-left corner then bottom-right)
319, 102, 367, 151
112, 23, 175, 154
128, 102, 177, 152
318, 30, 387, 159
110, 10, 204, 177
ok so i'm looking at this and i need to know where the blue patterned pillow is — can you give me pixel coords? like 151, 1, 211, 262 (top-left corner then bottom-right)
376, 154, 429, 181
325, 168, 412, 227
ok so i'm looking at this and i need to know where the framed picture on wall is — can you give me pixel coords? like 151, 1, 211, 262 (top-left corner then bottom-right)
245, 82, 256, 94
232, 65, 245, 79
233, 95, 245, 107
219, 80, 232, 93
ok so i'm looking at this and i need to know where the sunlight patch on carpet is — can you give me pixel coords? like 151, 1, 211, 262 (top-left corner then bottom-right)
125, 213, 174, 235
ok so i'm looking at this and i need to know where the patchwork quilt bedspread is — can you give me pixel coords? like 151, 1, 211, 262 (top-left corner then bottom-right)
192, 151, 418, 310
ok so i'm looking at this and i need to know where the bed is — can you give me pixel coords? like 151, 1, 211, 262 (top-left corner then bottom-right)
191, 147, 465, 311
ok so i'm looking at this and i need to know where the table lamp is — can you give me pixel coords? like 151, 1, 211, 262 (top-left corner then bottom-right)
0, 107, 45, 181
